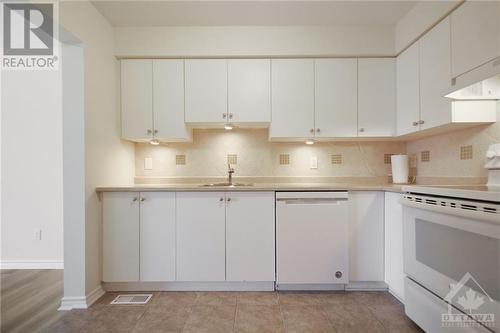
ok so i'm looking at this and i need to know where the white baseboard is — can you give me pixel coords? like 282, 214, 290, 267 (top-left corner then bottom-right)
276, 283, 345, 291
102, 281, 275, 292
0, 260, 64, 269
345, 281, 388, 291
58, 284, 105, 311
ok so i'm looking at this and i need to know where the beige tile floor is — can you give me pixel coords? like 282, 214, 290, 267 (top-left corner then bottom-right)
45, 291, 423, 333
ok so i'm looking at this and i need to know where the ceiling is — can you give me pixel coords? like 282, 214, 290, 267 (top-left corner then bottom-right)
91, 1, 418, 27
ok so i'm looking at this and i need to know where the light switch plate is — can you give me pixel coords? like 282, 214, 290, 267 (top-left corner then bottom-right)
310, 156, 318, 169
144, 157, 153, 170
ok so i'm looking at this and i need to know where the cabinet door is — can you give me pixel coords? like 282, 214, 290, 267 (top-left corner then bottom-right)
384, 192, 405, 301
139, 192, 176, 282
121, 60, 153, 140
185, 59, 227, 124
153, 60, 191, 141
419, 17, 452, 131
314, 59, 358, 137
396, 43, 420, 136
176, 192, 226, 281
348, 191, 384, 282
103, 192, 140, 282
227, 59, 271, 124
358, 59, 396, 137
269, 59, 315, 139
226, 192, 275, 282
451, 1, 500, 78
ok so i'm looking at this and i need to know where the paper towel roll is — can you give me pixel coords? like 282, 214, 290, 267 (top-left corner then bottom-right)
391, 154, 409, 184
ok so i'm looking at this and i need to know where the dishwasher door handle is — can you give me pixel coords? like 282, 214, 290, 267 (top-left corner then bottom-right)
276, 198, 348, 204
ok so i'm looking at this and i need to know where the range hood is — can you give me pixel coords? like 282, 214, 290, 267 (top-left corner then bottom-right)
446, 74, 500, 100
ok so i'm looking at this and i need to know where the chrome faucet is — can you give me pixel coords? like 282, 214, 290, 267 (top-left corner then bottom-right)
227, 163, 235, 184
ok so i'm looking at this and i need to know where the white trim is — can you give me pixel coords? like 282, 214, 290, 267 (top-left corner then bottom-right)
0, 260, 64, 269
103, 281, 275, 292
276, 284, 345, 291
345, 281, 388, 291
58, 284, 105, 311
388, 288, 405, 304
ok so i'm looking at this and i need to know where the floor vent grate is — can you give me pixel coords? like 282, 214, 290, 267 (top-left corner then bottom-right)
110, 294, 152, 305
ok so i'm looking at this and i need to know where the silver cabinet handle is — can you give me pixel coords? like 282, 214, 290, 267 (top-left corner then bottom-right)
359, 128, 365, 133
140, 197, 146, 202
132, 197, 138, 202
419, 120, 425, 125
222, 114, 227, 119
219, 197, 224, 202
412, 121, 419, 126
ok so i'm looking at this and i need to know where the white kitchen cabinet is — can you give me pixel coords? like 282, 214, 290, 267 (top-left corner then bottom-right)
176, 192, 226, 281
121, 60, 153, 141
358, 59, 396, 137
103, 192, 140, 282
139, 192, 176, 282
269, 59, 315, 139
314, 59, 358, 137
153, 60, 191, 141
227, 59, 271, 124
384, 192, 405, 301
451, 1, 500, 78
225, 192, 275, 282
348, 191, 385, 282
419, 17, 452, 131
185, 59, 228, 124
396, 43, 420, 136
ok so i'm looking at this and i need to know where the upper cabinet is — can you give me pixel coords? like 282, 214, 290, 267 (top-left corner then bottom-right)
185, 59, 228, 124
396, 43, 420, 136
121, 59, 191, 142
450, 1, 500, 79
269, 59, 315, 139
314, 59, 358, 138
227, 59, 271, 124
121, 60, 153, 141
419, 17, 452, 131
358, 58, 396, 137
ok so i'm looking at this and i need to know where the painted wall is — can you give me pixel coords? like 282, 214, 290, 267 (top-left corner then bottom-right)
135, 129, 405, 180
1, 60, 63, 267
59, 1, 135, 296
114, 25, 395, 57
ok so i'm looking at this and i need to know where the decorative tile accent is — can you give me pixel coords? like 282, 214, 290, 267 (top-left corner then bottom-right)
384, 154, 393, 164
331, 154, 342, 165
176, 155, 186, 165
460, 145, 473, 160
421, 151, 430, 162
279, 154, 290, 165
227, 154, 237, 165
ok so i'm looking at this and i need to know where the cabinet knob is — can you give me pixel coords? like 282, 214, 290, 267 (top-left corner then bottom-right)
335, 271, 342, 279
147, 129, 152, 134
359, 128, 365, 133
229, 113, 233, 119
154, 129, 158, 134
140, 197, 146, 202
316, 128, 320, 133
219, 197, 224, 202
227, 197, 231, 202
310, 128, 314, 134
412, 121, 419, 126
222, 114, 227, 119
419, 120, 425, 125
132, 197, 138, 202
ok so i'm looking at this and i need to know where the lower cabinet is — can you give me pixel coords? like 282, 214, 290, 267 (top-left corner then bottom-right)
384, 192, 405, 301
348, 191, 385, 282
102, 191, 176, 282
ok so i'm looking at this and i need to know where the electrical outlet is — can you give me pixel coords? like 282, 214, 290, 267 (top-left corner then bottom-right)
310, 156, 318, 169
144, 157, 153, 170
34, 229, 42, 241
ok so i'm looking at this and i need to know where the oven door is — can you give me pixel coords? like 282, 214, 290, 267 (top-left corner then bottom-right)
402, 196, 500, 329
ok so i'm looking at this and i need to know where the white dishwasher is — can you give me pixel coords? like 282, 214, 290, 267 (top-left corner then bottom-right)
276, 191, 349, 286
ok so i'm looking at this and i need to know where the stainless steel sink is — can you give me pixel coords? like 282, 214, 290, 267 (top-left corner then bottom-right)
200, 182, 254, 187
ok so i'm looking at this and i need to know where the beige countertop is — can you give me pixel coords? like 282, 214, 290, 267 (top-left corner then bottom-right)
96, 183, 405, 193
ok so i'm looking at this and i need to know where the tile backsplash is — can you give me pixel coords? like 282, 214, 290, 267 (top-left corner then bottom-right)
135, 129, 406, 179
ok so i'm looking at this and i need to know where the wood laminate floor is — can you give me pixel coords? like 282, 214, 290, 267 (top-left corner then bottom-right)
1, 269, 423, 333
1, 269, 64, 333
